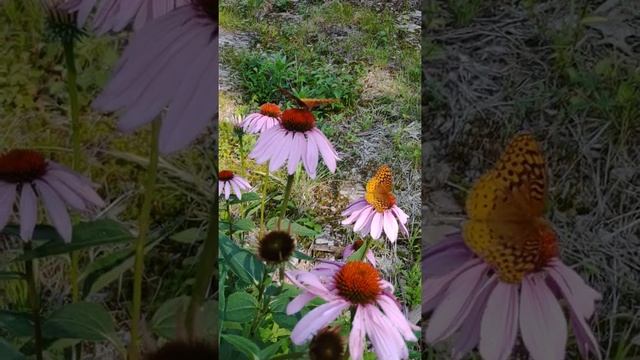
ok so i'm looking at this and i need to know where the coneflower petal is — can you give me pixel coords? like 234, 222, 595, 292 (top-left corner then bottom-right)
479, 282, 519, 360
42, 177, 85, 211
370, 212, 383, 239
36, 181, 72, 243
519, 275, 567, 360
349, 307, 366, 360
19, 185, 38, 241
304, 132, 319, 178
377, 295, 417, 341
383, 211, 398, 243
290, 300, 349, 345
286, 292, 316, 315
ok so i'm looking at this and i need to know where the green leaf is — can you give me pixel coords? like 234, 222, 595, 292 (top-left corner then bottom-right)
219, 233, 264, 285
42, 302, 117, 343
18, 219, 133, 261
221, 334, 260, 360
293, 250, 313, 261
220, 218, 255, 233
347, 242, 368, 262
259, 339, 285, 359
170, 227, 204, 243
224, 291, 258, 322
227, 192, 260, 204
267, 218, 318, 237
0, 338, 25, 360
0, 272, 24, 281
1, 224, 62, 242
0, 311, 33, 337
150, 296, 189, 339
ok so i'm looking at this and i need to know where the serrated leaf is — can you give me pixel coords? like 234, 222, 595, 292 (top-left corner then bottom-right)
225, 292, 258, 322
18, 219, 132, 261
221, 334, 260, 360
219, 233, 264, 285
266, 218, 318, 237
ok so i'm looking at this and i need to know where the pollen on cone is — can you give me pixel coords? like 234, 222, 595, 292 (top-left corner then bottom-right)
334, 261, 381, 305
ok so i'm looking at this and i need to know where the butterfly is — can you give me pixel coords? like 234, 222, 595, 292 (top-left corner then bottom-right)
365, 165, 396, 213
279, 88, 338, 110
463, 133, 558, 283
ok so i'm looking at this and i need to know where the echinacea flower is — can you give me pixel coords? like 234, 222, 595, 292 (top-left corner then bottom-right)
257, 230, 295, 264
0, 150, 104, 242
248, 108, 339, 179
241, 103, 281, 134
423, 233, 602, 360
218, 170, 251, 200
91, 0, 218, 154
342, 239, 376, 266
309, 327, 345, 360
341, 165, 409, 243
62, 0, 191, 35
287, 260, 418, 360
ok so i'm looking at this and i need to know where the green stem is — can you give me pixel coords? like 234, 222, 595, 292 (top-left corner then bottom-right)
129, 118, 161, 360
238, 134, 246, 178
185, 196, 218, 339
226, 199, 233, 241
277, 174, 295, 227
25, 242, 43, 360
249, 268, 270, 336
259, 169, 269, 237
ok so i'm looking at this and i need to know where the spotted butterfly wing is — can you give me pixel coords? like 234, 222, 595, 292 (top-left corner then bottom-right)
463, 133, 556, 283
365, 165, 395, 212
279, 88, 338, 110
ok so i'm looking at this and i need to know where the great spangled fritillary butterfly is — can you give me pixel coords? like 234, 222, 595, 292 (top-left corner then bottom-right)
365, 165, 396, 213
463, 133, 558, 283
279, 88, 338, 110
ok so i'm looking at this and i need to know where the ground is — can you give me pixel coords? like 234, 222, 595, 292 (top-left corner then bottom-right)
423, 0, 640, 358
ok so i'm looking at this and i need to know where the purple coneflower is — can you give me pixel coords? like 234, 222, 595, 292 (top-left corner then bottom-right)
242, 103, 281, 134
423, 233, 601, 360
287, 260, 418, 360
341, 165, 409, 243
0, 150, 104, 242
248, 108, 339, 179
342, 239, 376, 266
62, 0, 191, 34
218, 170, 251, 200
90, 0, 218, 154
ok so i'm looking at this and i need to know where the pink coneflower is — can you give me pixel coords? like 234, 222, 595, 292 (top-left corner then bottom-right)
91, 0, 217, 154
62, 0, 191, 34
341, 165, 409, 243
287, 261, 418, 360
342, 239, 376, 266
218, 170, 251, 200
242, 103, 281, 134
248, 108, 339, 179
0, 150, 104, 242
423, 233, 602, 360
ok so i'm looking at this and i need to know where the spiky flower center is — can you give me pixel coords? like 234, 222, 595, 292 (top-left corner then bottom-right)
218, 170, 234, 181
281, 109, 316, 132
259, 103, 281, 118
0, 150, 47, 183
335, 262, 381, 305
309, 327, 344, 360
258, 231, 295, 263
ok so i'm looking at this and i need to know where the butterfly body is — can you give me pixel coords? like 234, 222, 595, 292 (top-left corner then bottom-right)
463, 133, 558, 283
365, 165, 396, 213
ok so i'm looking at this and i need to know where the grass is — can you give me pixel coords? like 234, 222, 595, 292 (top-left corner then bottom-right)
424, 0, 640, 358
220, 0, 421, 357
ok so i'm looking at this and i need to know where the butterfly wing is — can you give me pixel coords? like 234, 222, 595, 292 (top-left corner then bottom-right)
299, 98, 338, 109
279, 88, 308, 109
365, 165, 394, 211
463, 133, 552, 283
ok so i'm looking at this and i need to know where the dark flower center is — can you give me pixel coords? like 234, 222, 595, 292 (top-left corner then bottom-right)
335, 261, 381, 305
144, 340, 217, 360
258, 231, 295, 263
259, 103, 281, 118
281, 109, 316, 132
0, 150, 48, 183
309, 327, 345, 360
352, 239, 364, 251
218, 170, 234, 181
192, 0, 217, 23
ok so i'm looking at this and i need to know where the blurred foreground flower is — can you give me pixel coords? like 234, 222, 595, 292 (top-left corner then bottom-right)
144, 339, 216, 360
309, 326, 345, 360
62, 0, 191, 34
91, 0, 218, 153
242, 103, 281, 134
0, 150, 104, 242
257, 230, 296, 264
218, 170, 251, 200
341, 165, 409, 242
423, 234, 601, 360
287, 260, 417, 360
249, 108, 339, 179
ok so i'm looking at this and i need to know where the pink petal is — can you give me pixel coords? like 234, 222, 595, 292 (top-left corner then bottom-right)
304, 131, 319, 178
520, 274, 567, 360
287, 132, 305, 175
364, 305, 408, 360
349, 306, 366, 360
353, 207, 374, 232
546, 259, 600, 318
370, 212, 383, 239
19, 185, 38, 241
290, 300, 349, 345
479, 282, 519, 360
35, 181, 73, 243
286, 292, 316, 315
310, 129, 337, 173
383, 210, 399, 243
377, 294, 417, 341
452, 276, 497, 359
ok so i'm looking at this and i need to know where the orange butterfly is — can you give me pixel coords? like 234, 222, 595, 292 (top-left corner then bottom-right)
463, 133, 558, 283
279, 88, 338, 110
365, 165, 396, 213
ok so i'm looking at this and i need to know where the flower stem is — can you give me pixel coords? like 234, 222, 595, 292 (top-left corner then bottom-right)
249, 267, 270, 337
238, 133, 246, 177
129, 118, 161, 360
185, 195, 218, 340
277, 174, 295, 227
259, 169, 269, 237
226, 199, 233, 241
25, 242, 43, 360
